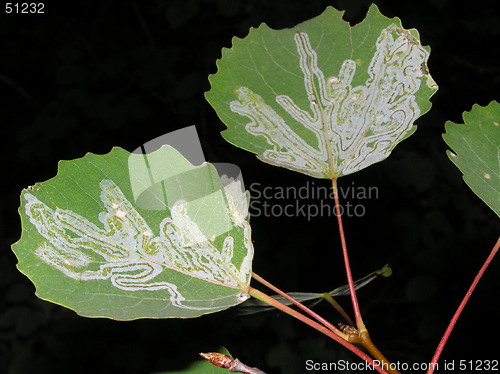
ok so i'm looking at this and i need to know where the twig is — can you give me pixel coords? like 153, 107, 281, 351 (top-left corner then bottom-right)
200, 352, 266, 374
248, 287, 390, 374
320, 292, 355, 325
252, 272, 345, 337
426, 236, 500, 374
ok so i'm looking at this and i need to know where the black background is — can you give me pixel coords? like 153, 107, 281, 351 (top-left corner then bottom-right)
1, 0, 499, 373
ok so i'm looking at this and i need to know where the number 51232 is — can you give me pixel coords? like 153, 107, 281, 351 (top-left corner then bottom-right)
5, 3, 44, 14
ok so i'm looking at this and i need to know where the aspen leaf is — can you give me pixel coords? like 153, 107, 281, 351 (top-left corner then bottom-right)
206, 5, 438, 178
12, 146, 254, 320
443, 101, 500, 217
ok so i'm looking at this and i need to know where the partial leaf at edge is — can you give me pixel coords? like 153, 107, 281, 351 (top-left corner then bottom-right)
153, 346, 231, 374
11, 146, 254, 320
206, 4, 438, 178
443, 101, 500, 217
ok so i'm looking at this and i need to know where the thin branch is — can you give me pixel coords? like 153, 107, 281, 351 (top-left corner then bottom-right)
251, 272, 345, 337
359, 332, 399, 374
320, 292, 355, 325
426, 236, 500, 374
248, 287, 390, 374
200, 352, 266, 374
331, 177, 366, 332
336, 325, 398, 374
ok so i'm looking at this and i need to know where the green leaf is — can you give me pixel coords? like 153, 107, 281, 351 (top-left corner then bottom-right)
206, 4, 438, 178
443, 101, 500, 217
12, 146, 254, 320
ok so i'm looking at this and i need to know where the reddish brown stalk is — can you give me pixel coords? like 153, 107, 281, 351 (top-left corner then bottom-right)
359, 332, 398, 374
251, 272, 345, 337
321, 292, 355, 325
331, 177, 366, 332
248, 287, 390, 374
426, 236, 500, 374
330, 178, 400, 374
251, 274, 399, 374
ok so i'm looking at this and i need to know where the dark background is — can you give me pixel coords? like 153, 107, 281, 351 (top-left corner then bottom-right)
1, 0, 499, 373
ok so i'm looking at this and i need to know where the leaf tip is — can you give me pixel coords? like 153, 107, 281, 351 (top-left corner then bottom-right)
379, 265, 393, 278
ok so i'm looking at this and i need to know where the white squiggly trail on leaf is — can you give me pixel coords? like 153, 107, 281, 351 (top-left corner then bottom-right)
221, 175, 250, 225
24, 180, 253, 311
229, 25, 434, 177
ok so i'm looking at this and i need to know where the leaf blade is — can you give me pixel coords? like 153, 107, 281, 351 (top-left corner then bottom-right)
206, 5, 438, 178
443, 101, 500, 217
12, 146, 254, 320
